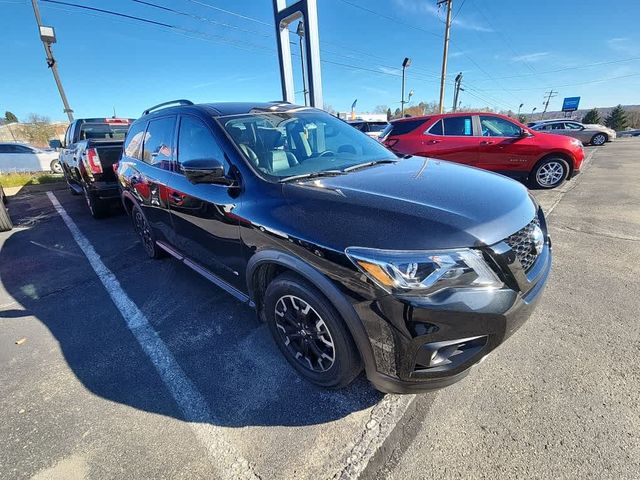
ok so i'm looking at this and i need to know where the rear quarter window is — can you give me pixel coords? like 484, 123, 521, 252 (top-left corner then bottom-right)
123, 121, 147, 160
388, 119, 427, 136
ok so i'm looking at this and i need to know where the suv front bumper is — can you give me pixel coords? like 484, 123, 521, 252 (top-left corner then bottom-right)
357, 232, 552, 394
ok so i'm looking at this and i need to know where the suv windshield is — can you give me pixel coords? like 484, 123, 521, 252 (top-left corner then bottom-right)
219, 110, 395, 180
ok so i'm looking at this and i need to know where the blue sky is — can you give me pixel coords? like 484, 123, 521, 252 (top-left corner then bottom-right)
1, 0, 640, 121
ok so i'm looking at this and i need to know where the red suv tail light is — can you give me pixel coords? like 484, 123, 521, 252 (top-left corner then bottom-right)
384, 139, 399, 148
86, 148, 103, 174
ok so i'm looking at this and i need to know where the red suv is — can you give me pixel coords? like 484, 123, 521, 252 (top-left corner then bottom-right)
380, 112, 584, 189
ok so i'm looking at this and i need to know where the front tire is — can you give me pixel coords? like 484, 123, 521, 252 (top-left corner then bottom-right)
50, 159, 63, 174
264, 272, 362, 388
591, 133, 607, 146
530, 157, 569, 189
131, 203, 164, 259
0, 188, 12, 232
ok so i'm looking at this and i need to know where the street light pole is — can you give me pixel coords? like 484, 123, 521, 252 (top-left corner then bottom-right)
518, 103, 524, 115
30, 0, 74, 121
437, 0, 453, 114
296, 21, 308, 106
401, 57, 411, 116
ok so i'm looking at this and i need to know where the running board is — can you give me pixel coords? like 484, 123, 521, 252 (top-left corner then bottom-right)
156, 240, 254, 307
69, 183, 83, 194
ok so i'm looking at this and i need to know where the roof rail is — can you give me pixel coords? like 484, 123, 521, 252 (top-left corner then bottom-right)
142, 99, 194, 116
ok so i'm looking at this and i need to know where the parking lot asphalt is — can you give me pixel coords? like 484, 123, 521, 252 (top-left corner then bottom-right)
1, 139, 638, 479
381, 140, 640, 479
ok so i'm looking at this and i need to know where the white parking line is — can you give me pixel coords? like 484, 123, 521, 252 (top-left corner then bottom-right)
46, 192, 257, 480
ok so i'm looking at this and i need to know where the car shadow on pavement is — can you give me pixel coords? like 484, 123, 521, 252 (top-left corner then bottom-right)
0, 193, 382, 429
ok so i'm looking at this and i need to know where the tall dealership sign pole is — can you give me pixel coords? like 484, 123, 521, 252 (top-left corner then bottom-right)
30, 0, 74, 121
273, 0, 323, 108
437, 0, 452, 114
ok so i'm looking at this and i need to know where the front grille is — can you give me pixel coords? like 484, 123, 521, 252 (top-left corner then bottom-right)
505, 217, 541, 271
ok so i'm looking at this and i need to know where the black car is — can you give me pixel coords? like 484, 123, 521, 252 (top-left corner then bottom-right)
116, 100, 551, 393
59, 118, 133, 218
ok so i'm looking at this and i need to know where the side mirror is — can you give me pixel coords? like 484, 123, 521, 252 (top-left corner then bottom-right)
181, 158, 232, 185
49, 139, 62, 149
519, 129, 533, 138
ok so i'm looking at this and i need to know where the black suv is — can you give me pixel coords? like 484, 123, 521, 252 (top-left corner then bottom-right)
116, 100, 551, 393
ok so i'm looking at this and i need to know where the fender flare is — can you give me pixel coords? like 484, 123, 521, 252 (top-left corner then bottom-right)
120, 190, 137, 214
246, 249, 377, 375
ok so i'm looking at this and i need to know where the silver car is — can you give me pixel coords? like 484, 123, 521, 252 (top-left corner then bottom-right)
530, 120, 615, 146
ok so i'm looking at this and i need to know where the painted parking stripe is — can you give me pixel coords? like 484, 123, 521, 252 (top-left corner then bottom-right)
46, 192, 257, 479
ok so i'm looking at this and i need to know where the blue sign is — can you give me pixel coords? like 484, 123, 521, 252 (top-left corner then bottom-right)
562, 97, 581, 112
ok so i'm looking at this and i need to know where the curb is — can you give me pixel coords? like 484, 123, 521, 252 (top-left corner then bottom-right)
4, 181, 67, 197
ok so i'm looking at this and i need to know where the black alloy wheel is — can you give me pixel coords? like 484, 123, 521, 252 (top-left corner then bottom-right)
274, 294, 336, 373
264, 272, 361, 388
131, 203, 164, 259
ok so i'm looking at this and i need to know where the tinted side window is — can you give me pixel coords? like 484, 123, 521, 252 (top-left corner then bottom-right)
14, 145, 34, 153
389, 119, 427, 136
479, 116, 522, 137
64, 125, 71, 147
565, 122, 582, 130
550, 122, 565, 130
123, 121, 147, 160
0, 145, 11, 153
443, 116, 473, 136
142, 117, 175, 169
427, 120, 443, 135
177, 116, 226, 168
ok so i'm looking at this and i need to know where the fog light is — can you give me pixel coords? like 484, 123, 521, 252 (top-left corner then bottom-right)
414, 336, 487, 372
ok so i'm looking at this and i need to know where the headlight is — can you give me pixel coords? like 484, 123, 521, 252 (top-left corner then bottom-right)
345, 247, 503, 297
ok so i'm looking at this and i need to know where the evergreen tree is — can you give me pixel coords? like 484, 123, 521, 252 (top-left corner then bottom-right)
581, 108, 601, 125
4, 111, 18, 123
604, 105, 627, 131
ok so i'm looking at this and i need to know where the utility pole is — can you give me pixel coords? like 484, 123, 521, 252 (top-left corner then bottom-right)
452, 72, 462, 112
31, 0, 74, 121
437, 0, 453, 114
401, 57, 411, 116
541, 90, 557, 120
296, 21, 308, 106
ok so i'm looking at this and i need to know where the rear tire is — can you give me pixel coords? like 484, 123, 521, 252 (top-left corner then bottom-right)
264, 272, 362, 389
591, 133, 607, 146
530, 157, 569, 189
131, 203, 164, 259
0, 188, 12, 232
83, 186, 109, 219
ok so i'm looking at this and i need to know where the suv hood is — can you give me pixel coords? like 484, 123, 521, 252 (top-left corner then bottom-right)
281, 157, 537, 251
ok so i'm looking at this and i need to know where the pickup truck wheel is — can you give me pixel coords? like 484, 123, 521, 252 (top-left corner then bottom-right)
50, 160, 63, 174
84, 187, 109, 219
131, 203, 164, 259
264, 272, 362, 388
530, 157, 569, 189
0, 187, 12, 232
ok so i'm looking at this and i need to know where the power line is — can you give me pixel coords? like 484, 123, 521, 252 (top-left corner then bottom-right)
481, 73, 640, 92
472, 56, 640, 81
183, 0, 272, 27
452, 0, 466, 21
131, 0, 272, 37
338, 0, 441, 38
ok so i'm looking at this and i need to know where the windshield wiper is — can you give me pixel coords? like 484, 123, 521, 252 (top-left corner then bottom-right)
279, 170, 344, 183
341, 159, 398, 172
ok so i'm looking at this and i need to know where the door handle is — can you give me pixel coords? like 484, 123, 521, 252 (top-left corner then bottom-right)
170, 192, 184, 202
480, 140, 495, 145
424, 139, 441, 145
